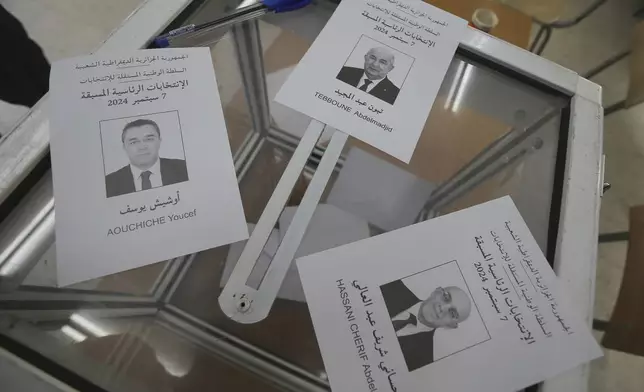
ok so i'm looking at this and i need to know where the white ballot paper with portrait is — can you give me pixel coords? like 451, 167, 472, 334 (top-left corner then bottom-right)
49, 48, 247, 286
297, 197, 602, 392
275, 0, 467, 163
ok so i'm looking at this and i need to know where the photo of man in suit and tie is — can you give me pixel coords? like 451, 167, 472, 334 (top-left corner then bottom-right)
336, 46, 401, 105
104, 118, 188, 198
380, 279, 473, 371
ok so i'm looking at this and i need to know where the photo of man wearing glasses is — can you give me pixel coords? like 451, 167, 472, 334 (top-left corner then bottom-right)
380, 279, 472, 371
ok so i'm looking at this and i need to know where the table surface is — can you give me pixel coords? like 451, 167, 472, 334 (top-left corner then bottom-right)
425, 0, 532, 49
0, 1, 572, 391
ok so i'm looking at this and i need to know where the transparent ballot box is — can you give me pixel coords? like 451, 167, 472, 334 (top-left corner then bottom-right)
0, 0, 602, 391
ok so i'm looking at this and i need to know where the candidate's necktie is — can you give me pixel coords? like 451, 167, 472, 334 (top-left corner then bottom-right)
141, 171, 152, 190
393, 313, 417, 332
359, 79, 373, 91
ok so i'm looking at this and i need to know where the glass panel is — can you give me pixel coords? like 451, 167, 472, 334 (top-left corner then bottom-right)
0, 10, 318, 390
1, 315, 283, 392
22, 245, 171, 296
169, 0, 568, 382
0, 0, 571, 391
432, 111, 562, 254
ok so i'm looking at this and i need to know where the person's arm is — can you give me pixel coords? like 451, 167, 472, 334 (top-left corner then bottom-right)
0, 6, 50, 108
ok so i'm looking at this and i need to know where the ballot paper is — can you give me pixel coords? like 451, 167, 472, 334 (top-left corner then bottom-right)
49, 48, 247, 286
275, 0, 467, 163
297, 197, 602, 392
327, 147, 435, 231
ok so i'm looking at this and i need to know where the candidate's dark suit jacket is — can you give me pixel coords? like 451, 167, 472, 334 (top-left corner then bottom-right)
105, 158, 188, 198
336, 66, 400, 105
380, 279, 436, 371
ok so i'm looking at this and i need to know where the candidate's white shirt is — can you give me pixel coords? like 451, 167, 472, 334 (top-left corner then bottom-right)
393, 302, 435, 337
358, 72, 385, 93
129, 158, 162, 191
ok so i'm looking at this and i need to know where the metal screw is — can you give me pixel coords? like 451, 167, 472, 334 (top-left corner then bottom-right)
237, 296, 251, 313
532, 137, 543, 150
602, 182, 611, 195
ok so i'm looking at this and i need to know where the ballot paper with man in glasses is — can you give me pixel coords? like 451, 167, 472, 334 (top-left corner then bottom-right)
297, 197, 601, 392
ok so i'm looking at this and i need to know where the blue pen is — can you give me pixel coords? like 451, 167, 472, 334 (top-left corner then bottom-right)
154, 0, 312, 48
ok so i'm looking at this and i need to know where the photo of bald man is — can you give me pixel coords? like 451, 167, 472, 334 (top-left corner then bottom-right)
336, 46, 400, 105
381, 279, 473, 371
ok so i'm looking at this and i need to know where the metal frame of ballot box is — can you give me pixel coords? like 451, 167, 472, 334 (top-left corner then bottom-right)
0, 0, 603, 392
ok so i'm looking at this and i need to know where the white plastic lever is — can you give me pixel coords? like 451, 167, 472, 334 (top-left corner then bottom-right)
219, 120, 347, 323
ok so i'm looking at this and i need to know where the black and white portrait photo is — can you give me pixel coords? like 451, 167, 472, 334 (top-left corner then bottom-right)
336, 35, 414, 105
100, 110, 189, 198
380, 260, 490, 372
